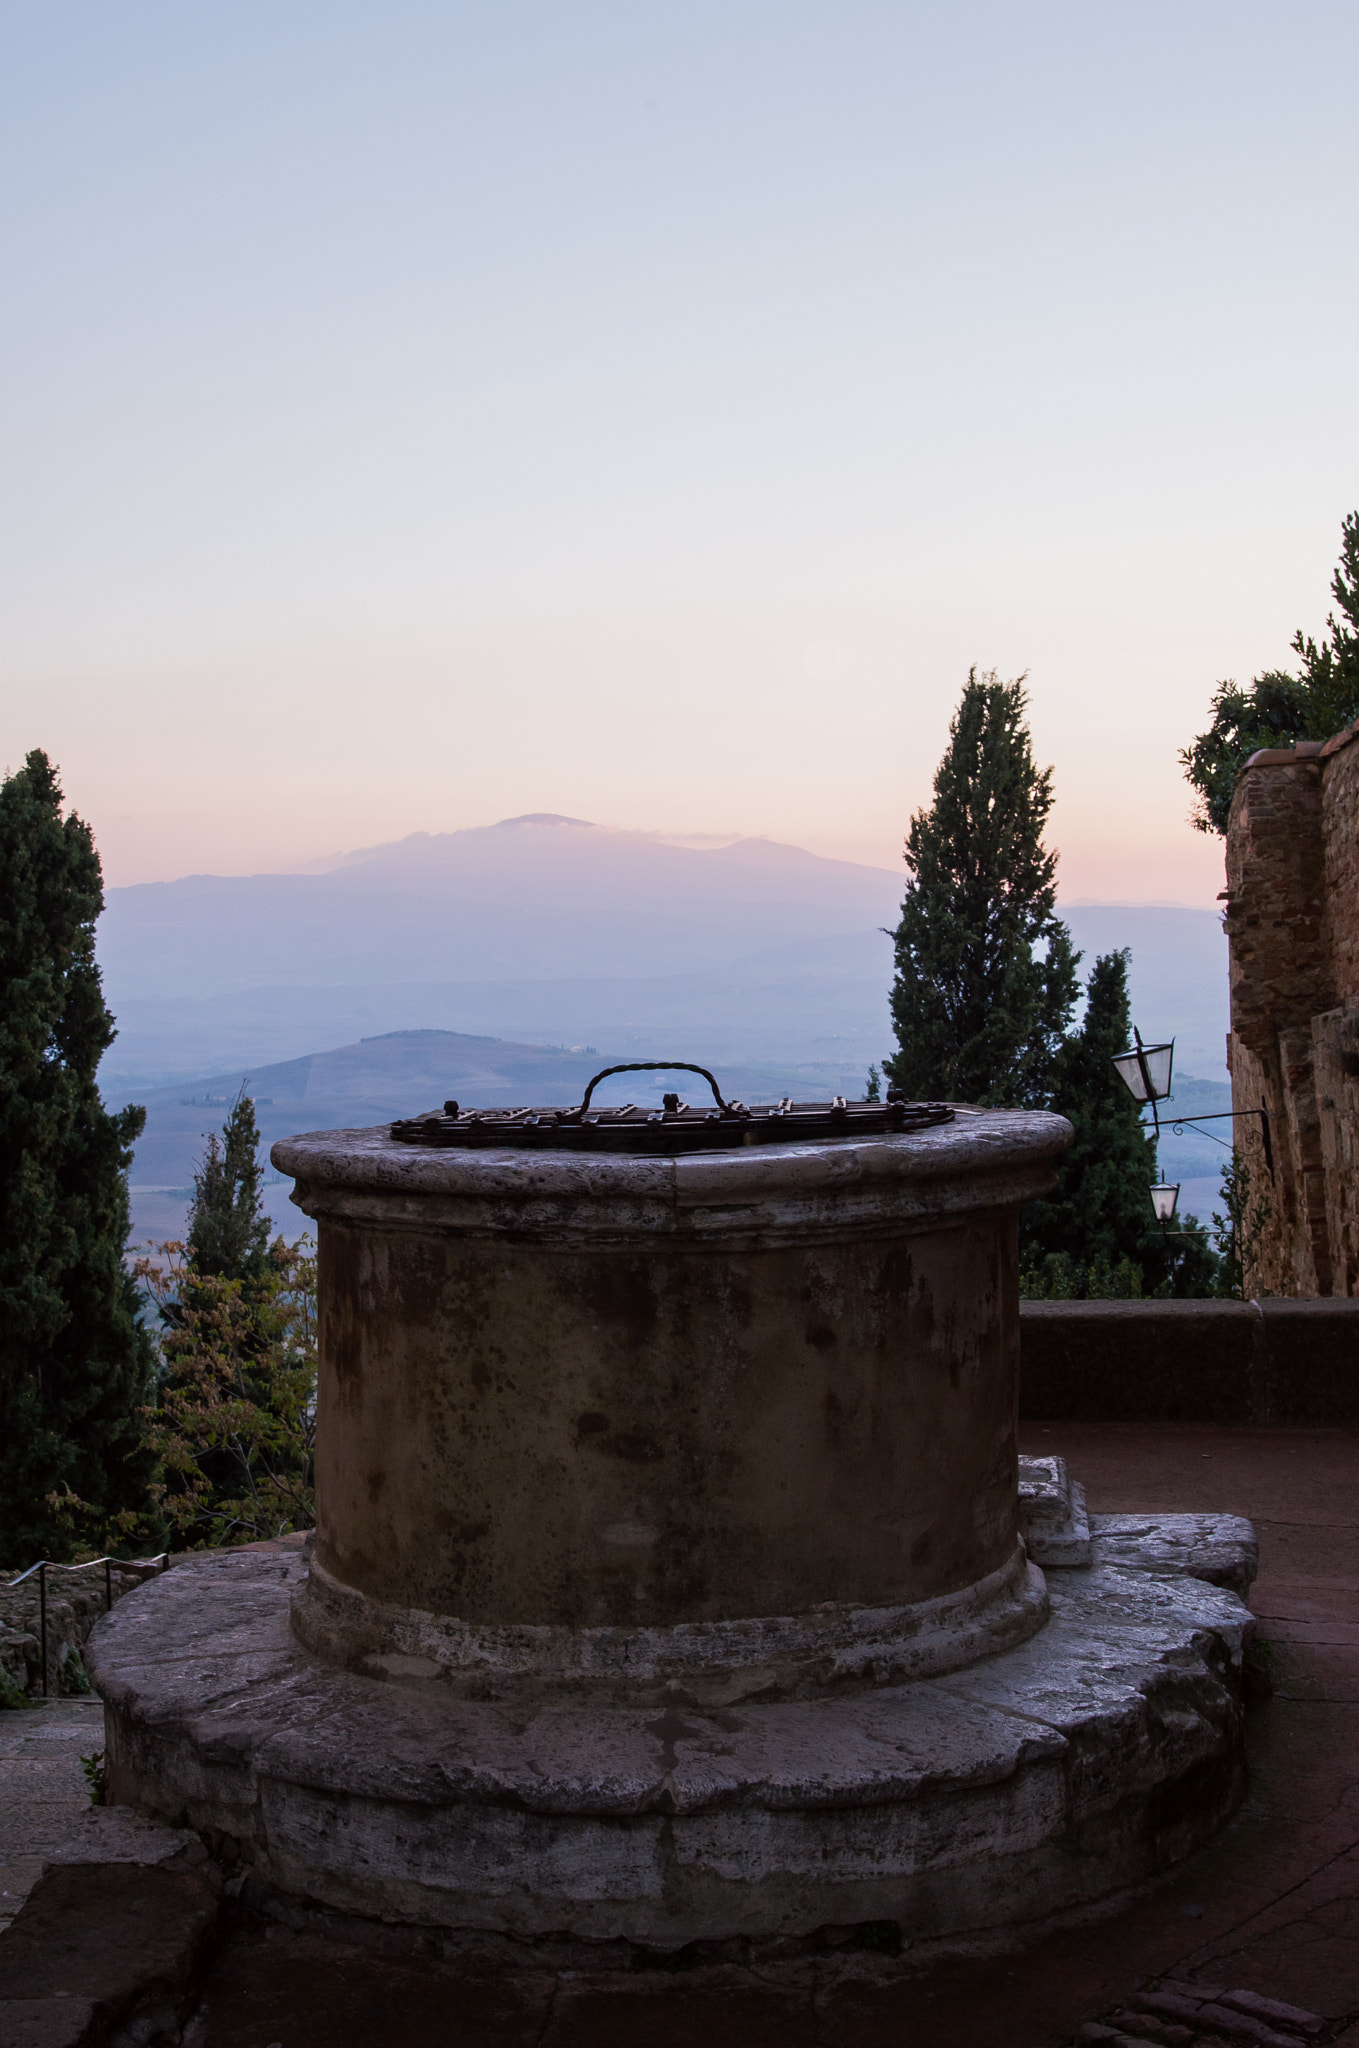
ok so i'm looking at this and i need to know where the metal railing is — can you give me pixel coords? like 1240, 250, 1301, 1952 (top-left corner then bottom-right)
5, 1553, 171, 1698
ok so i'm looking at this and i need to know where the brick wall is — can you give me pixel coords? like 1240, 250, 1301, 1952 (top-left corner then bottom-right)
1225, 723, 1359, 1294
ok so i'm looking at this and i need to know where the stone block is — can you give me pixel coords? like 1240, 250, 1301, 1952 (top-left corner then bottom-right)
1219, 1987, 1327, 2033
1018, 1455, 1091, 1566
0, 1862, 219, 2037
0, 2000, 99, 2048
43, 1805, 209, 1875
85, 1518, 1254, 1953
1089, 1515, 1259, 1601
1193, 2001, 1310, 2046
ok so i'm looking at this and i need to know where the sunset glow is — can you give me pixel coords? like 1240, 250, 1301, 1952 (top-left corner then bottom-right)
3, 3, 1356, 901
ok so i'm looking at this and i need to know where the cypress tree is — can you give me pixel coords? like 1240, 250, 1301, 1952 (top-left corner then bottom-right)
0, 752, 158, 1561
885, 670, 1080, 1106
187, 1090, 271, 1280
146, 1092, 311, 1546
1022, 951, 1159, 1269
1022, 949, 1221, 1297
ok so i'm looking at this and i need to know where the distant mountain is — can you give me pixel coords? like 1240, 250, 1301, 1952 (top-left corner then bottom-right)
98, 815, 1229, 1101
99, 816, 904, 1001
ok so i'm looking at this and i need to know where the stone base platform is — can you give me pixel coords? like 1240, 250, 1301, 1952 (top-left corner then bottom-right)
86, 1514, 1257, 1960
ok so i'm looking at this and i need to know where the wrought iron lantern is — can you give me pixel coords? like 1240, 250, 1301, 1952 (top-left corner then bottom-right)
1111, 1028, 1175, 1115
1113, 1020, 1275, 1207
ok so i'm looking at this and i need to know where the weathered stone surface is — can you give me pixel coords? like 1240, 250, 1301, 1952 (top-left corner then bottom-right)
0, 1564, 149, 1698
1193, 1999, 1309, 2045
87, 1514, 1254, 1952
295, 1544, 1051, 1702
1219, 1986, 1328, 2032
0, 1863, 218, 2021
1313, 1004, 1359, 1301
1225, 721, 1359, 1295
0, 1999, 99, 2048
0, 1702, 107, 1939
84, 1114, 1252, 1964
1018, 1454, 1091, 1566
275, 1112, 1069, 1691
44, 1804, 208, 1874
271, 1109, 1071, 1248
1087, 1514, 1258, 1602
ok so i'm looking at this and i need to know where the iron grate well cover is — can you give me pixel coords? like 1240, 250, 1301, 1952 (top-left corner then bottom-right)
390, 1060, 954, 1154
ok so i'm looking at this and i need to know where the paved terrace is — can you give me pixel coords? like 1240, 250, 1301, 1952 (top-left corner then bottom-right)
1, 1424, 1356, 2046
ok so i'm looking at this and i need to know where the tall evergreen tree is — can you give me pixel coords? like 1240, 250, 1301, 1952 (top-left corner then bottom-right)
1023, 949, 1221, 1297
885, 670, 1079, 1106
0, 752, 158, 1561
187, 1090, 271, 1280
1022, 951, 1160, 1268
144, 1090, 310, 1545
1182, 511, 1359, 834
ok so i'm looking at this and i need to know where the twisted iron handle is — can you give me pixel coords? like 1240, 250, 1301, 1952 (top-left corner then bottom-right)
577, 1061, 732, 1116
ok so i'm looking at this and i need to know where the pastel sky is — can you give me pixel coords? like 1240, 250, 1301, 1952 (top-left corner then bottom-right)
3, 2, 1357, 900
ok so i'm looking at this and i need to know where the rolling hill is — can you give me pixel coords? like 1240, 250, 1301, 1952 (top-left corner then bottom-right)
124, 1025, 881, 1242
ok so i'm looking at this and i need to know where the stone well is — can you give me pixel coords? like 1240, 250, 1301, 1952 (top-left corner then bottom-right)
88, 1107, 1258, 1960
290, 1112, 1057, 1697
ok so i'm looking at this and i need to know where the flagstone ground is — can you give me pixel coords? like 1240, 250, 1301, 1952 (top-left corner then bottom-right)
0, 1698, 104, 1936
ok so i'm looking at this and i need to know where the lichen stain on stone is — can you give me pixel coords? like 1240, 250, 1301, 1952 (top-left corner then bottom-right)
354, 1231, 393, 1316
562, 1257, 661, 1344
602, 1432, 665, 1464
298, 1116, 1066, 1629
320, 1228, 365, 1401
434, 1512, 490, 1546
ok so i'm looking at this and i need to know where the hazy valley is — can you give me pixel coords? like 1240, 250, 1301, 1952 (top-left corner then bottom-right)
98, 814, 1233, 1240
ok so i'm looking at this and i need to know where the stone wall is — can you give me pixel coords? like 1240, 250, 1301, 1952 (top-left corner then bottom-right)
1018, 1298, 1359, 1422
1224, 721, 1359, 1295
0, 1564, 159, 1698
